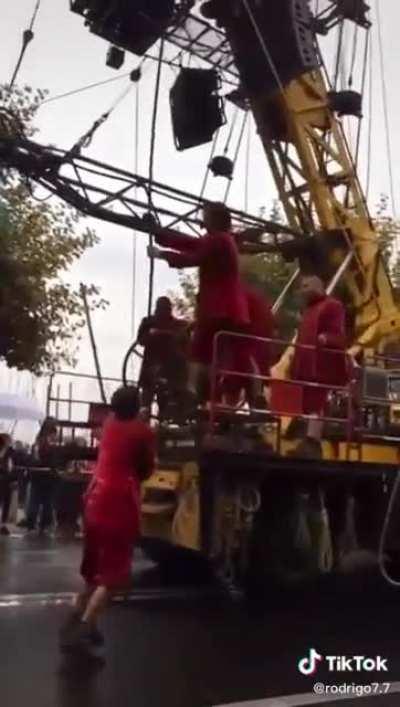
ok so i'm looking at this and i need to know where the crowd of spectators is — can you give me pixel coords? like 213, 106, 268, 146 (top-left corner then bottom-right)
0, 421, 94, 538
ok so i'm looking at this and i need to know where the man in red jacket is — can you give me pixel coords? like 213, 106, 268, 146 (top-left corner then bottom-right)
149, 202, 250, 402
290, 275, 348, 457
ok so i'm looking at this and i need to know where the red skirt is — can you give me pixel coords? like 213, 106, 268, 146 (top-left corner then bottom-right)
81, 481, 140, 589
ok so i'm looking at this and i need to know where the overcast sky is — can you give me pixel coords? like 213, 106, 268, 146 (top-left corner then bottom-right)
0, 0, 399, 433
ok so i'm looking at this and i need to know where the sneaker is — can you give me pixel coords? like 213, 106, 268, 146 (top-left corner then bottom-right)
90, 626, 105, 647
60, 612, 104, 648
59, 611, 80, 644
0, 526, 10, 536
60, 620, 93, 653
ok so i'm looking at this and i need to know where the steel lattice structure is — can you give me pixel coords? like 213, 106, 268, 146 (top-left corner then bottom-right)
0, 135, 281, 237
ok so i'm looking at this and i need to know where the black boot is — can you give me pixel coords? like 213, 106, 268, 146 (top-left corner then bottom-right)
60, 612, 104, 650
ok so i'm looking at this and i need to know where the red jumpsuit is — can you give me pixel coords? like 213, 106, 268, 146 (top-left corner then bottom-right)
291, 295, 348, 414
245, 286, 275, 377
155, 229, 249, 366
223, 286, 275, 400
81, 415, 155, 589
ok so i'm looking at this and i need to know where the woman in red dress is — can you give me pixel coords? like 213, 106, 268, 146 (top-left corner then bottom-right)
61, 386, 155, 652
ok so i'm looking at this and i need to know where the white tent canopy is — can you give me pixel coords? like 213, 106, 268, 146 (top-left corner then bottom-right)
0, 393, 44, 422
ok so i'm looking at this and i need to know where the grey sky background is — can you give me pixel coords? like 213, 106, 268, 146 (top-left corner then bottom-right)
0, 0, 399, 435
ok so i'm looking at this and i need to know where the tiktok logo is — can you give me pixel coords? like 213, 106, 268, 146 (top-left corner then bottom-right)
298, 648, 324, 676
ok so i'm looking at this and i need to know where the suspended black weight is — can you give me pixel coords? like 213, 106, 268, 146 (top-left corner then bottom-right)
337, 0, 370, 26
328, 90, 363, 118
170, 68, 226, 151
106, 45, 125, 70
209, 155, 234, 179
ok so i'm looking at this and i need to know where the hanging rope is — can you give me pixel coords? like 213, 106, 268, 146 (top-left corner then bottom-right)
41, 72, 132, 106
131, 82, 140, 354
376, 0, 396, 217
224, 111, 248, 203
199, 127, 220, 200
333, 19, 345, 90
366, 30, 374, 201
344, 26, 370, 208
223, 107, 239, 155
244, 115, 251, 213
198, 105, 239, 204
147, 39, 165, 316
69, 79, 137, 157
10, 0, 42, 88
348, 23, 359, 88
354, 28, 370, 170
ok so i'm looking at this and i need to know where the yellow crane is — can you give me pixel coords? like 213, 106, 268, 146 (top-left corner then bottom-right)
221, 1, 400, 359
64, 0, 400, 590
3, 0, 400, 594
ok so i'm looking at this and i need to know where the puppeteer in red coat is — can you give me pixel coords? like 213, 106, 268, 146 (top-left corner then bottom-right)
151, 202, 250, 369
59, 388, 156, 654
82, 388, 155, 589
290, 276, 348, 415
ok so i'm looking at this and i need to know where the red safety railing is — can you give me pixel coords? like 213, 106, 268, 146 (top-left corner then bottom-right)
209, 331, 356, 446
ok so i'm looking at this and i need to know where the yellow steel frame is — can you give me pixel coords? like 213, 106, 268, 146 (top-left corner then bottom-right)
251, 68, 400, 355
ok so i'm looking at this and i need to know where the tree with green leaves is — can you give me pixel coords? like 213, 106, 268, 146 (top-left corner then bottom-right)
0, 84, 106, 373
374, 194, 400, 291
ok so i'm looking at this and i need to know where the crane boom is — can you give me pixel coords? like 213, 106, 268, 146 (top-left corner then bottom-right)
216, 0, 400, 357
3, 1, 400, 357
0, 135, 275, 237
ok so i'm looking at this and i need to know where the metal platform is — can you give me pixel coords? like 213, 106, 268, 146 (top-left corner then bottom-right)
201, 448, 400, 482
166, 13, 239, 85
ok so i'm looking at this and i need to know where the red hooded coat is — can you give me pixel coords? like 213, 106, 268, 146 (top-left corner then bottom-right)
291, 295, 348, 414
156, 229, 249, 364
82, 415, 155, 587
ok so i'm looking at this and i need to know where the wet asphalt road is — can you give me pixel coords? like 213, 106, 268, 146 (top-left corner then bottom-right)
1, 534, 400, 707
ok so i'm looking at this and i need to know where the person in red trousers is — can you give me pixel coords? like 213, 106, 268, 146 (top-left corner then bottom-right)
291, 275, 348, 457
221, 284, 276, 408
60, 386, 155, 653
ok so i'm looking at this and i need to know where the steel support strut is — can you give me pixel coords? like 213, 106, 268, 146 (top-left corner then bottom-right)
0, 136, 283, 237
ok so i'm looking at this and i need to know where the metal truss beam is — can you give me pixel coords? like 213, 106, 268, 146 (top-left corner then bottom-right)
70, 2, 239, 87
0, 136, 282, 238
313, 0, 371, 35
165, 13, 239, 85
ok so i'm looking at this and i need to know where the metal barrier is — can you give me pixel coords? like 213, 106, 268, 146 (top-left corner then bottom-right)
46, 370, 135, 422
209, 330, 355, 447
